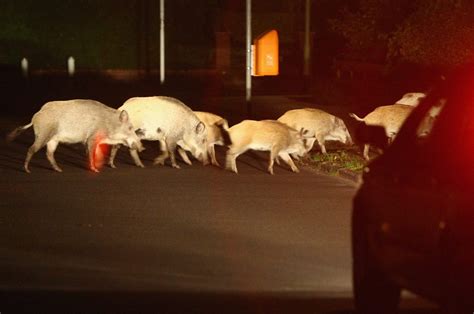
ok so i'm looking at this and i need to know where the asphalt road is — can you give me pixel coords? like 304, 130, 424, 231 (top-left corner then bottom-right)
0, 118, 439, 313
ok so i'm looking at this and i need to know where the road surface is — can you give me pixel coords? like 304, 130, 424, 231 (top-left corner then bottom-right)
0, 117, 439, 313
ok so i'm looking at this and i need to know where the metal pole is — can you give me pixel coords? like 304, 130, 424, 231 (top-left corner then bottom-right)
303, 0, 311, 76
160, 0, 165, 84
246, 0, 252, 103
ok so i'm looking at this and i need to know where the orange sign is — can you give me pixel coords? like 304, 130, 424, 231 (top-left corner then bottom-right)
252, 30, 279, 76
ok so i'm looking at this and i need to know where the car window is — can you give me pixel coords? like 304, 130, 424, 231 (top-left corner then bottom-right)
389, 94, 456, 168
406, 93, 473, 168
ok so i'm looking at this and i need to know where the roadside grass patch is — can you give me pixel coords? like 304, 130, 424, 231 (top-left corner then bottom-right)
300, 148, 366, 178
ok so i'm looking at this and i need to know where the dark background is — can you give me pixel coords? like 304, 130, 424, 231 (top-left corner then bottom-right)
3, 0, 463, 118
1, 0, 472, 130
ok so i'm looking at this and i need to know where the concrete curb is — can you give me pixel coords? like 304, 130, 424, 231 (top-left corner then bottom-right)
300, 162, 362, 184
319, 163, 362, 184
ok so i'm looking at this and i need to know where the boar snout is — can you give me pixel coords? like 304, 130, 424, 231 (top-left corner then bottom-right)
195, 150, 210, 166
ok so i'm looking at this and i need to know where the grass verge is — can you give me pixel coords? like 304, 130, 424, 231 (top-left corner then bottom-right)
298, 148, 366, 181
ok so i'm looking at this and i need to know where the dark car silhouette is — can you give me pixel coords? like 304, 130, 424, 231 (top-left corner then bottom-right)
352, 65, 474, 314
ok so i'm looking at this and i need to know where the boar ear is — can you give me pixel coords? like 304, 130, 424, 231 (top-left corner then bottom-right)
300, 128, 310, 136
119, 110, 129, 123
135, 128, 145, 137
300, 128, 314, 138
195, 122, 206, 134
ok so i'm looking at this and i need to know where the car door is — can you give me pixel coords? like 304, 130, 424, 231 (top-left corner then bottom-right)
443, 178, 474, 308
366, 97, 448, 293
439, 99, 474, 308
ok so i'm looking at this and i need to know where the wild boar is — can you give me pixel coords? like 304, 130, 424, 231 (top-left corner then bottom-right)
277, 108, 352, 155
226, 120, 312, 175
6, 99, 143, 173
395, 92, 426, 107
349, 104, 414, 159
177, 111, 230, 167
108, 96, 208, 169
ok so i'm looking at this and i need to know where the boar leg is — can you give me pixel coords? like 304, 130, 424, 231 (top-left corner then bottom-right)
46, 140, 63, 172
279, 152, 300, 173
304, 138, 317, 153
154, 139, 180, 169
110, 145, 144, 168
267, 156, 275, 175
24, 145, 40, 173
363, 144, 370, 160
153, 139, 169, 166
209, 145, 219, 167
225, 147, 244, 174
167, 143, 181, 169
320, 145, 327, 154
109, 145, 119, 168
177, 147, 193, 165
86, 139, 100, 173
274, 157, 281, 165
24, 133, 50, 173
153, 140, 169, 166
317, 137, 327, 154
387, 134, 396, 145
289, 154, 300, 161
268, 147, 284, 175
129, 149, 145, 168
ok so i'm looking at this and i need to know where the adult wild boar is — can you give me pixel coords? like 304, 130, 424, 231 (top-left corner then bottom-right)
226, 120, 312, 175
177, 111, 230, 167
349, 104, 414, 160
108, 96, 208, 169
7, 99, 143, 173
277, 108, 352, 155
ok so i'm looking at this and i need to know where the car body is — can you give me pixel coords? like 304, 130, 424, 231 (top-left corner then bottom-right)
352, 65, 474, 314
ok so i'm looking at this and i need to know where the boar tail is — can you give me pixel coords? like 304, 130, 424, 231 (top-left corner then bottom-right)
6, 122, 33, 143
217, 122, 232, 146
349, 113, 365, 122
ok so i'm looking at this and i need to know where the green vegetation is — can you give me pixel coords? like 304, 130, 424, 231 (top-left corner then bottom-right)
302, 149, 366, 175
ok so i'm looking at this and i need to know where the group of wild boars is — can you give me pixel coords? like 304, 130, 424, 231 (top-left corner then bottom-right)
7, 99, 144, 173
8, 96, 359, 174
109, 96, 208, 169
225, 120, 312, 175
349, 104, 414, 159
277, 108, 352, 155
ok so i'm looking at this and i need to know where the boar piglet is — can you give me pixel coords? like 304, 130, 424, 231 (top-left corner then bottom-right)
349, 104, 413, 160
226, 120, 313, 175
278, 108, 352, 155
109, 96, 208, 169
7, 99, 143, 173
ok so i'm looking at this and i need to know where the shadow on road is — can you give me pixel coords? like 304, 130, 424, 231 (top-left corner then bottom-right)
0, 290, 441, 314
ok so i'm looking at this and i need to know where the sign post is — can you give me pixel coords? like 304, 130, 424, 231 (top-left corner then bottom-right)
246, 0, 252, 111
160, 0, 165, 84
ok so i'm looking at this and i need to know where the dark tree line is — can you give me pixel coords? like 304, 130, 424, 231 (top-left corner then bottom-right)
330, 0, 474, 68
